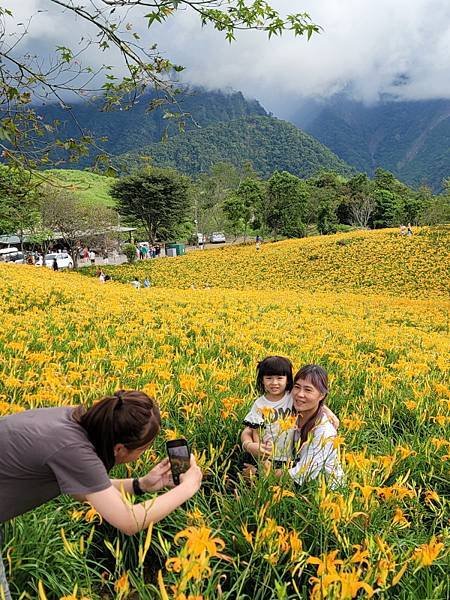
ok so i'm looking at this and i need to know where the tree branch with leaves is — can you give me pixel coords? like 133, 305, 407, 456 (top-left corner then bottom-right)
0, 1, 320, 170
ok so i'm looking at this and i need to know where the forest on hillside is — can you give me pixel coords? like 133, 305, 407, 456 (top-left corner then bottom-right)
114, 116, 353, 179
295, 97, 450, 191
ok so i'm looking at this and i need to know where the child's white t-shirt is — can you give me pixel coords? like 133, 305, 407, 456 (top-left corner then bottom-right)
243, 393, 295, 461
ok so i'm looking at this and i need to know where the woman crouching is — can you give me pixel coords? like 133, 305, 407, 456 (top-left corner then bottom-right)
288, 365, 344, 488
0, 390, 202, 600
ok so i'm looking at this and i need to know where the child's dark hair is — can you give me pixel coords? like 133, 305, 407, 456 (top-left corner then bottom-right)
256, 355, 294, 394
73, 390, 160, 471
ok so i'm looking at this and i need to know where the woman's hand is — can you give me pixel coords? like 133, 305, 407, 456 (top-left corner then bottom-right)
179, 455, 203, 496
141, 458, 173, 492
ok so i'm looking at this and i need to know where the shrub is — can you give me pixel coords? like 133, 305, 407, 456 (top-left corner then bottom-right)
122, 243, 137, 263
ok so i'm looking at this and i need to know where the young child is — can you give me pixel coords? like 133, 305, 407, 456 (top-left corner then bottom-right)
241, 356, 295, 469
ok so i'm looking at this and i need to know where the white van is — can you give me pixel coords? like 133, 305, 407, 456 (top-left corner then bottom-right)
0, 247, 24, 263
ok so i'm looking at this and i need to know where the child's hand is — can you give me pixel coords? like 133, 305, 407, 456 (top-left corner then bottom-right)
243, 439, 273, 458
260, 439, 273, 456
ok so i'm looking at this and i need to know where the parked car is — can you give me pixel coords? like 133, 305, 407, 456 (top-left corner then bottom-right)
9, 252, 24, 264
209, 232, 226, 243
0, 247, 24, 263
43, 252, 74, 269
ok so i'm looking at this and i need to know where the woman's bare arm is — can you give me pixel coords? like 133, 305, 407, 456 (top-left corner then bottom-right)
85, 457, 202, 535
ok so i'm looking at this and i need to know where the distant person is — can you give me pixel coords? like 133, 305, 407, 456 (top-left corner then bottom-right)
131, 278, 141, 289
143, 278, 151, 288
255, 235, 261, 251
103, 250, 109, 265
407, 223, 413, 236
82, 247, 89, 262
400, 225, 407, 235
52, 258, 58, 271
89, 250, 96, 265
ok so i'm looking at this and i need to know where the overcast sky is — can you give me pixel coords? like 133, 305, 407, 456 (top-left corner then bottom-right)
4, 0, 450, 118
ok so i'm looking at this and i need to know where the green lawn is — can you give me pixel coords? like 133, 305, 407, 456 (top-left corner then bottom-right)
45, 169, 115, 206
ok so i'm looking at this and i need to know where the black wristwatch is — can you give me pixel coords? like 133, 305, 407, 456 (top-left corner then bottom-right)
132, 477, 145, 496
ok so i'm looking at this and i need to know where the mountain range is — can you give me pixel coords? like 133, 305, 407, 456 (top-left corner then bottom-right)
115, 115, 353, 178
40, 89, 352, 179
38, 88, 450, 189
292, 96, 450, 191
39, 89, 267, 158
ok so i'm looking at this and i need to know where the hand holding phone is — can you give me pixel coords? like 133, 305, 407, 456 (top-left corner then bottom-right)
166, 438, 191, 485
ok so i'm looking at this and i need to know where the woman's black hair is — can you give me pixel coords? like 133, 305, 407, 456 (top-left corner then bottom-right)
73, 390, 160, 471
293, 364, 329, 445
256, 355, 294, 394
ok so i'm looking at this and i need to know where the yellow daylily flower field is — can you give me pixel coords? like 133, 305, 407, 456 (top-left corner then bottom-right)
97, 227, 449, 298
1, 226, 449, 599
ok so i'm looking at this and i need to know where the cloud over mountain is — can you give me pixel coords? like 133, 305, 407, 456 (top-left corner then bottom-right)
4, 0, 450, 117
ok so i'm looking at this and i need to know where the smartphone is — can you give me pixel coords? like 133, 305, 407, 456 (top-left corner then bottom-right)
166, 438, 190, 485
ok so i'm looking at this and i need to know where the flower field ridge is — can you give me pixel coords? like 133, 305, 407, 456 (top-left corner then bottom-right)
0, 233, 449, 599
92, 226, 450, 298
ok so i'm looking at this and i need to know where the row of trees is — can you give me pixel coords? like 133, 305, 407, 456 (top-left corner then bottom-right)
194, 163, 450, 239
1, 162, 449, 267
0, 165, 192, 266
110, 162, 450, 242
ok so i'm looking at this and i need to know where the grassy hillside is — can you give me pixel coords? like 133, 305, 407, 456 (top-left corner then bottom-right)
91, 226, 450, 299
45, 169, 115, 206
117, 115, 354, 178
